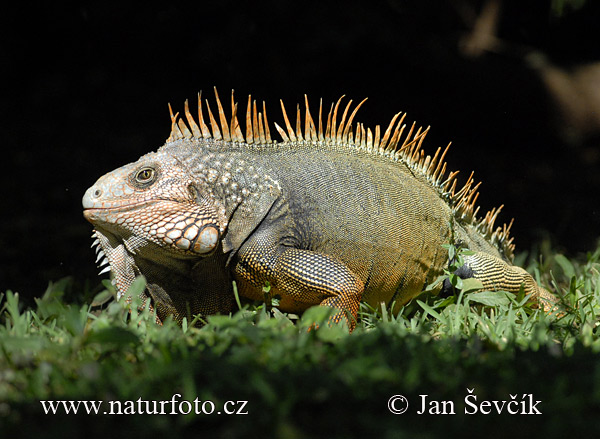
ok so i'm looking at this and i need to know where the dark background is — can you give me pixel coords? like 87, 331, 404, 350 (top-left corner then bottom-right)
2, 0, 599, 302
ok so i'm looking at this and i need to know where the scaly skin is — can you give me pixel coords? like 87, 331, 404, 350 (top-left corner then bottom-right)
83, 90, 557, 330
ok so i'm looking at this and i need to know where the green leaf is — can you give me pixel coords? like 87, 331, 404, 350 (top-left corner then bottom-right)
232, 281, 243, 311
127, 276, 147, 296
417, 300, 443, 320
459, 278, 484, 293
91, 289, 114, 307
423, 275, 446, 293
554, 254, 576, 279
262, 281, 272, 294
468, 291, 511, 307
182, 316, 188, 333
101, 279, 117, 295
61, 305, 89, 336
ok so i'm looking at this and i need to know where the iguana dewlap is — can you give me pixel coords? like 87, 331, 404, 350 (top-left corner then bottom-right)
82, 89, 556, 330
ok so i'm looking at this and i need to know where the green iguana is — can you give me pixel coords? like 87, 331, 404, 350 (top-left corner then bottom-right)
82, 88, 556, 330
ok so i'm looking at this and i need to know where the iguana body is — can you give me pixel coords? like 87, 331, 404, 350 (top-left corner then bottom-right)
83, 89, 555, 329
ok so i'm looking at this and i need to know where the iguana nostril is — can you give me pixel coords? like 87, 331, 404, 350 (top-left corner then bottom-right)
93, 189, 102, 198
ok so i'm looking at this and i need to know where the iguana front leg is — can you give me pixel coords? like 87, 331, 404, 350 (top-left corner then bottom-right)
234, 240, 364, 331
273, 248, 364, 329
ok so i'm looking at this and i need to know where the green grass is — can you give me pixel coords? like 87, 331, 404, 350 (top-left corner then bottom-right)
1, 242, 600, 438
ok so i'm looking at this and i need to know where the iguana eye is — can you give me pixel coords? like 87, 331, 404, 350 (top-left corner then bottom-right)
135, 167, 156, 184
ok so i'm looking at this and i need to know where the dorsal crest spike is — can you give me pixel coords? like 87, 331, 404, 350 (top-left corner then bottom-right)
412, 126, 430, 158
252, 100, 260, 144
230, 90, 235, 137
380, 112, 402, 150
258, 111, 266, 143
168, 102, 175, 122
325, 103, 334, 140
387, 113, 407, 151
330, 95, 345, 140
204, 99, 222, 140
274, 122, 289, 142
262, 101, 272, 143
213, 87, 230, 141
343, 98, 368, 143
422, 152, 432, 171
184, 99, 201, 138
231, 103, 244, 142
444, 170, 460, 193
366, 127, 373, 148
401, 122, 416, 149
197, 91, 212, 139
426, 146, 441, 173
454, 171, 475, 201
230, 90, 244, 142
279, 99, 296, 142
295, 103, 303, 141
487, 204, 503, 229
167, 103, 179, 142
245, 95, 253, 144
374, 125, 381, 149
432, 142, 451, 182
318, 98, 324, 141
355, 123, 362, 147
337, 99, 353, 143
304, 95, 316, 141
177, 118, 193, 139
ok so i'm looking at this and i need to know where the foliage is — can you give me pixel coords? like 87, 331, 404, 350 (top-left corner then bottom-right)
1, 242, 600, 438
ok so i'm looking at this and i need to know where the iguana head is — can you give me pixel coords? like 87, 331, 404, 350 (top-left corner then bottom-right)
83, 146, 225, 259
82, 143, 233, 307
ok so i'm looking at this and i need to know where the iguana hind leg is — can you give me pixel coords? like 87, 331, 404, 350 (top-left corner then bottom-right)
462, 251, 557, 311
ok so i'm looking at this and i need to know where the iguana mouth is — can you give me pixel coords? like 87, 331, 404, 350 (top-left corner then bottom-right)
83, 200, 157, 223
